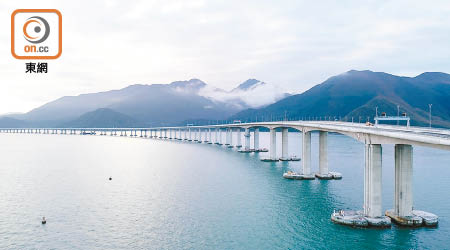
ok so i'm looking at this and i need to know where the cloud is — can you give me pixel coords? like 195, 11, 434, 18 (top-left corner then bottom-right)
1, 0, 450, 114
199, 80, 288, 108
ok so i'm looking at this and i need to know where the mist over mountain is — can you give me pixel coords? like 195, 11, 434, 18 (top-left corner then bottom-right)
2, 70, 450, 128
199, 79, 290, 109
232, 70, 450, 128
2, 78, 287, 127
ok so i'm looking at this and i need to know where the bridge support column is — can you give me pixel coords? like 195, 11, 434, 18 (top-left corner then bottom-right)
218, 129, 223, 145
281, 128, 288, 160
244, 128, 250, 151
189, 128, 192, 141
207, 128, 212, 143
299, 131, 314, 178
225, 128, 230, 146
316, 131, 340, 179
236, 128, 242, 148
254, 128, 259, 150
269, 128, 277, 161
332, 144, 390, 227
386, 144, 438, 226
226, 128, 233, 147
214, 128, 218, 144
364, 144, 383, 218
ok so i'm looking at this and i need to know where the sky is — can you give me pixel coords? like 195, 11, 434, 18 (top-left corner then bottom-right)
1, 0, 450, 114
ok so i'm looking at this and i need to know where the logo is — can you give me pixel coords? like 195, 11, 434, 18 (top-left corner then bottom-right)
11, 9, 62, 59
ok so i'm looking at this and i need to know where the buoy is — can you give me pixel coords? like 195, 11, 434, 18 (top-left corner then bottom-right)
109, 177, 112, 181
42, 217, 46, 224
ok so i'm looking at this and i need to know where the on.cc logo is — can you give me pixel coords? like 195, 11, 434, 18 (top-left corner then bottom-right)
23, 16, 50, 44
11, 9, 62, 60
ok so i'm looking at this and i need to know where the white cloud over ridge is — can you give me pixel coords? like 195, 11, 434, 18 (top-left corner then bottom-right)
0, 0, 450, 113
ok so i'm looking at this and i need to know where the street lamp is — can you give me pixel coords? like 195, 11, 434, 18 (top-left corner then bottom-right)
429, 104, 432, 128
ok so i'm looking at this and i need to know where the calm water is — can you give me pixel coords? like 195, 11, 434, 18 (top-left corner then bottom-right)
0, 132, 449, 249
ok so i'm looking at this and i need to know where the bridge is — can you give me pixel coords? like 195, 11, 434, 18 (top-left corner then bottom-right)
2, 120, 449, 228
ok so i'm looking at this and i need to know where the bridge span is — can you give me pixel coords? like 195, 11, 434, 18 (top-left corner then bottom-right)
2, 121, 449, 228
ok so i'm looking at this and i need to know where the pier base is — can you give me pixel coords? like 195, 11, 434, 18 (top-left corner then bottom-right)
260, 158, 279, 162
385, 209, 438, 227
286, 174, 315, 180
254, 148, 268, 152
279, 156, 301, 161
331, 210, 391, 228
315, 172, 342, 180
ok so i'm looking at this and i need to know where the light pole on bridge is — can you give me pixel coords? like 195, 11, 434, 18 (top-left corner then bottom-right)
429, 104, 432, 128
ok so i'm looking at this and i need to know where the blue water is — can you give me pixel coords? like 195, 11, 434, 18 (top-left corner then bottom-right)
0, 132, 449, 249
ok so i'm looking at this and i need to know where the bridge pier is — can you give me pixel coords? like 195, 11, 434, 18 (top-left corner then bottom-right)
236, 128, 242, 148
207, 128, 212, 144
214, 129, 218, 144
218, 129, 223, 145
225, 128, 230, 146
315, 131, 341, 179
299, 131, 314, 179
227, 128, 233, 148
261, 128, 278, 161
332, 144, 391, 227
243, 128, 251, 152
198, 129, 203, 143
254, 128, 260, 151
385, 144, 438, 227
280, 128, 289, 160
363, 144, 385, 219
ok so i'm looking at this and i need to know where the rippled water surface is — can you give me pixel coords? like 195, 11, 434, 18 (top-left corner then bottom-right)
0, 132, 449, 249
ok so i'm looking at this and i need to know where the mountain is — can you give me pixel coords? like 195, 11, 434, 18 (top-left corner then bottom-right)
3, 78, 287, 127
60, 108, 140, 128
231, 79, 266, 91
0, 117, 29, 128
199, 79, 290, 109
231, 70, 450, 128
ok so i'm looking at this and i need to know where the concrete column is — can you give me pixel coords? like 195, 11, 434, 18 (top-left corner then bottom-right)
269, 128, 277, 160
169, 129, 172, 139
302, 131, 311, 175
199, 129, 202, 142
215, 128, 218, 143
364, 144, 383, 218
244, 128, 250, 150
164, 129, 167, 138
224, 128, 229, 145
229, 128, 233, 146
219, 129, 223, 144
254, 128, 260, 149
281, 128, 288, 160
319, 131, 328, 175
236, 128, 242, 147
394, 144, 413, 217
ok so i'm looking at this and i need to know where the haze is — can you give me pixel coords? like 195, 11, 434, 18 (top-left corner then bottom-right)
1, 0, 450, 114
